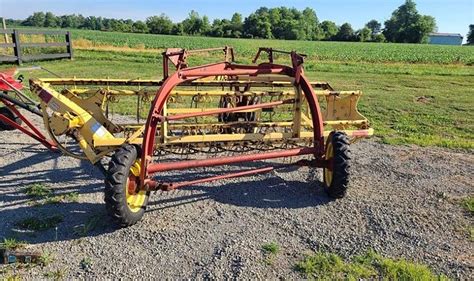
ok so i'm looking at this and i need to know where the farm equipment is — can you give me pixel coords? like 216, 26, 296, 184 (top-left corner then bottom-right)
1, 47, 373, 227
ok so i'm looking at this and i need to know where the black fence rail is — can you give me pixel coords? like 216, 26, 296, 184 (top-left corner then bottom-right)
0, 29, 73, 65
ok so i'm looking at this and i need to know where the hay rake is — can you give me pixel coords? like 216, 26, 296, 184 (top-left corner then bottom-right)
0, 47, 373, 227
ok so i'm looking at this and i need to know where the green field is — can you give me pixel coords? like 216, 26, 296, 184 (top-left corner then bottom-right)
2, 29, 474, 149
71, 29, 474, 65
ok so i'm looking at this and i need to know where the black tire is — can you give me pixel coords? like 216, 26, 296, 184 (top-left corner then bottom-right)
104, 144, 150, 227
0, 107, 22, 131
323, 131, 350, 198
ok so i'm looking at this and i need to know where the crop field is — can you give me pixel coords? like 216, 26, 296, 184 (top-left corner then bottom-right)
70, 29, 474, 65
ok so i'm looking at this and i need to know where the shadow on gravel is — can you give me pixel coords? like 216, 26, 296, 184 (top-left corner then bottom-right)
0, 151, 115, 244
148, 162, 331, 210
0, 150, 102, 191
1, 152, 330, 244
0, 143, 47, 156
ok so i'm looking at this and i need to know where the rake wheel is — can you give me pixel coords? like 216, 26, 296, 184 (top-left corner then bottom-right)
104, 144, 150, 227
323, 131, 350, 198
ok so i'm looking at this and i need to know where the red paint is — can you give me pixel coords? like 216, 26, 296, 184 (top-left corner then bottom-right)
38, 89, 53, 103
149, 167, 274, 191
0, 73, 23, 91
0, 114, 57, 151
147, 147, 317, 174
0, 98, 57, 151
351, 130, 372, 137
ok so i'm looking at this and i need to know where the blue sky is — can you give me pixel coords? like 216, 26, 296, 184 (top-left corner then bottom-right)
1, 0, 473, 37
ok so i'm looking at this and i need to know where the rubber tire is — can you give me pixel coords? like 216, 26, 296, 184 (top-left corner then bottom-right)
104, 144, 150, 227
323, 131, 351, 198
0, 107, 22, 131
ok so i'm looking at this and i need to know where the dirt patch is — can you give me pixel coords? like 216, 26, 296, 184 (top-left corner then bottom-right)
414, 95, 435, 104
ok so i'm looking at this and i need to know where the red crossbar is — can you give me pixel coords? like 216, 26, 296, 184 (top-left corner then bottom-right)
147, 147, 317, 174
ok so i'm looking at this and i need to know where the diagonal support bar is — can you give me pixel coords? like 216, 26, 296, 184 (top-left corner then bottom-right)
147, 167, 274, 191
0, 114, 57, 151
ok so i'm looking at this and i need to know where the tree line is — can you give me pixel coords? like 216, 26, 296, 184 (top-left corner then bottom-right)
5, 0, 449, 44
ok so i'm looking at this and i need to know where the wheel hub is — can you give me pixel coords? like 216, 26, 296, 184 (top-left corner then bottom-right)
127, 174, 139, 195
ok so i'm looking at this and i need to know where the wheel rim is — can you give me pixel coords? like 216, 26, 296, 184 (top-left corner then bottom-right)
125, 161, 147, 213
324, 142, 334, 186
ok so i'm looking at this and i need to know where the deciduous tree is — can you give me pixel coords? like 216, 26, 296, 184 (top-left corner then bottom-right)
146, 14, 173, 34
23, 12, 46, 27
132, 21, 149, 33
320, 21, 338, 40
383, 0, 436, 43
44, 12, 59, 27
243, 9, 273, 39
365, 19, 381, 36
182, 10, 209, 35
467, 24, 474, 45
357, 27, 372, 42
335, 23, 355, 41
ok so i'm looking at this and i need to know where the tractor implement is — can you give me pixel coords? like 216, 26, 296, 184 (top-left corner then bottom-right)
2, 46, 373, 227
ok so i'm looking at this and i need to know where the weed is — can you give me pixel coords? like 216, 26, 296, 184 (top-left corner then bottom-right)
37, 251, 54, 267
43, 268, 66, 280
295, 250, 448, 280
262, 242, 280, 255
436, 192, 447, 200
23, 184, 52, 198
43, 196, 63, 205
64, 192, 79, 202
23, 183, 79, 205
262, 242, 280, 265
73, 215, 102, 237
43, 192, 80, 205
80, 257, 92, 270
3, 273, 21, 281
15, 215, 64, 231
0, 238, 27, 250
461, 197, 474, 215
295, 251, 377, 279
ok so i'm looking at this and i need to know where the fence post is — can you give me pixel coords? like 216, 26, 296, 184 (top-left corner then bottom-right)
1, 17, 8, 43
12, 29, 22, 65
66, 31, 73, 60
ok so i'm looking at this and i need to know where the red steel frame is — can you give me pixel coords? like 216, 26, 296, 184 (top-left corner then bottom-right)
140, 52, 325, 190
0, 98, 57, 151
0, 72, 57, 151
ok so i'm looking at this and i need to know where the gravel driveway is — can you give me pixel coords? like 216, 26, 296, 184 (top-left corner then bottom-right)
0, 112, 473, 279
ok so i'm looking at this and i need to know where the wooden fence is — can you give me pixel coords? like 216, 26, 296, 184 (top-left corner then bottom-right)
0, 29, 73, 65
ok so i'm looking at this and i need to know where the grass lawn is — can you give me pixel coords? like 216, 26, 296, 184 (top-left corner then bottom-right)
295, 250, 449, 280
1, 47, 473, 149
